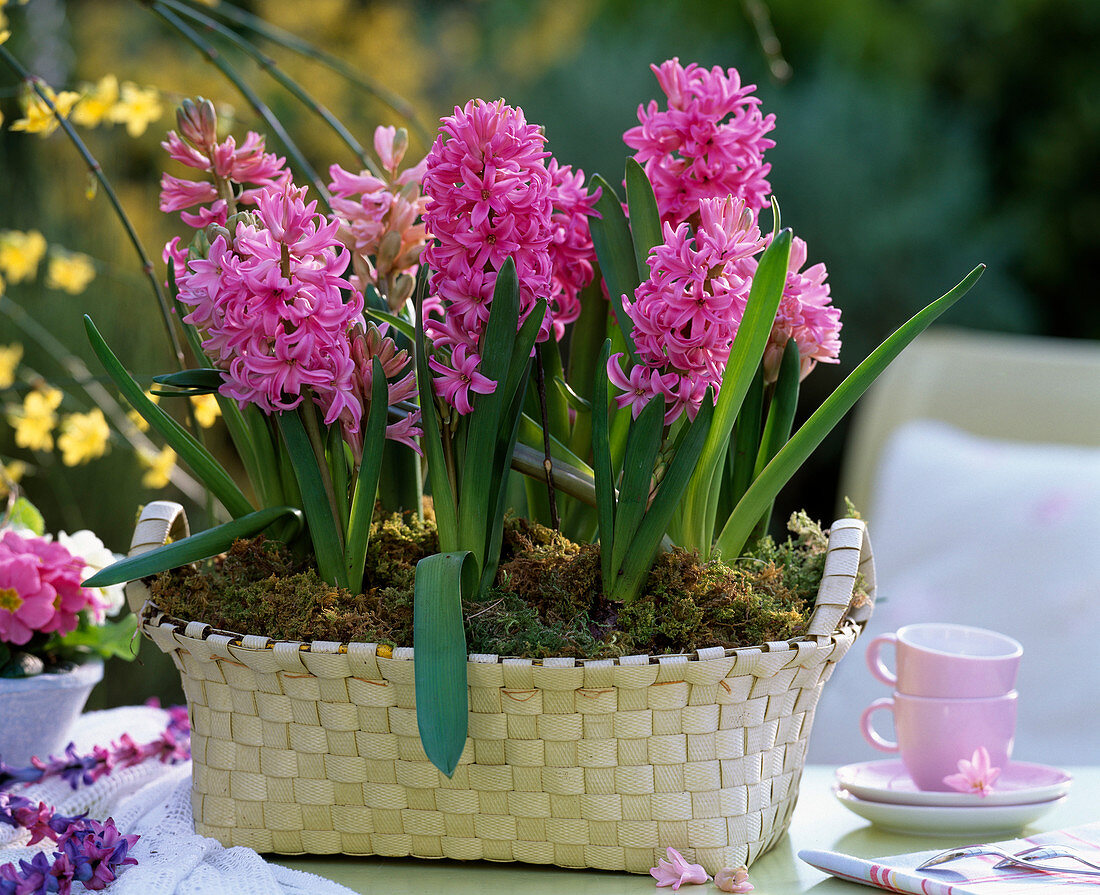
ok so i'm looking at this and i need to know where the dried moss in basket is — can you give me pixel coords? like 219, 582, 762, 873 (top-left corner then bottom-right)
150, 511, 840, 659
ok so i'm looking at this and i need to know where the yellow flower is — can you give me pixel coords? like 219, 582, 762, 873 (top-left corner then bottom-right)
0, 230, 47, 284
139, 445, 176, 489
70, 73, 119, 128
109, 82, 163, 137
0, 343, 23, 389
45, 250, 96, 294
57, 408, 111, 466
9, 83, 81, 137
0, 459, 28, 498
7, 386, 63, 451
190, 393, 221, 429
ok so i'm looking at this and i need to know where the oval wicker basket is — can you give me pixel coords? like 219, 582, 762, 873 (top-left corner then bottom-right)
125, 501, 875, 874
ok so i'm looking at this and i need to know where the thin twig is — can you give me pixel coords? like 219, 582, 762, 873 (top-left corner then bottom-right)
172, 0, 432, 149
160, 0, 375, 173
0, 44, 186, 370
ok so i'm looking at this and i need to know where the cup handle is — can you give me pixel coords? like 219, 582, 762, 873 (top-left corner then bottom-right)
860, 697, 899, 753
865, 633, 898, 687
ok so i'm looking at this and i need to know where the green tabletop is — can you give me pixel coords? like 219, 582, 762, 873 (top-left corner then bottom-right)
274, 765, 1096, 893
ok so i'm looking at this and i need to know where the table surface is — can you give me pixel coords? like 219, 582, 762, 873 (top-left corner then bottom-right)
275, 765, 1097, 893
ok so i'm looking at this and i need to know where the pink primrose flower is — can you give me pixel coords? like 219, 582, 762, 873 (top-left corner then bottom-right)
0, 531, 101, 642
421, 99, 554, 413
943, 746, 1001, 796
760, 235, 841, 383
610, 196, 765, 424
624, 58, 775, 225
714, 866, 754, 893
650, 846, 710, 890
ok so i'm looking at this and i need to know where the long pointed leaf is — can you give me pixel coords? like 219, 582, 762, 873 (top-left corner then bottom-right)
346, 357, 389, 594
365, 307, 415, 342
750, 338, 801, 539
624, 159, 662, 283
726, 366, 765, 518
610, 396, 663, 578
589, 175, 639, 361
414, 550, 474, 777
83, 506, 303, 587
458, 259, 520, 566
275, 410, 348, 588
414, 274, 458, 550
612, 394, 715, 603
84, 315, 254, 519
715, 264, 986, 557
152, 368, 225, 393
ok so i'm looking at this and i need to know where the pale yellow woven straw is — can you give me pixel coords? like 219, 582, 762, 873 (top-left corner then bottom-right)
126, 501, 875, 874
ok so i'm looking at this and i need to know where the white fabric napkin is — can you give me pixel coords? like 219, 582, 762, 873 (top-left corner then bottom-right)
801, 822, 1100, 893
1, 707, 356, 895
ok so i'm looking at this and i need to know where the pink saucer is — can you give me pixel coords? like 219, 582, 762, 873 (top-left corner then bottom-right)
835, 758, 1072, 807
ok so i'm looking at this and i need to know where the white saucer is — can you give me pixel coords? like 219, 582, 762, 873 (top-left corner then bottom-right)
834, 786, 1066, 837
835, 759, 1072, 807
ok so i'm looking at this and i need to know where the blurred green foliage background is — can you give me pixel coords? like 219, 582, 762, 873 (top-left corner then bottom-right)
1, 0, 1097, 706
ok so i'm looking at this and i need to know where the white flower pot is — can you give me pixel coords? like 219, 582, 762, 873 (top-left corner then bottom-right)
0, 659, 104, 766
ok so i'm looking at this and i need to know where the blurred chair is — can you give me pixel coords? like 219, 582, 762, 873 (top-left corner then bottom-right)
810, 327, 1100, 767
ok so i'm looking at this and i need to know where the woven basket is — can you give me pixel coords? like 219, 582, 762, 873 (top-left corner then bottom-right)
125, 501, 875, 874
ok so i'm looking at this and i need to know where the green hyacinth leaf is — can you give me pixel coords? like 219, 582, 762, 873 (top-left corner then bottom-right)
83, 506, 303, 587
414, 550, 475, 777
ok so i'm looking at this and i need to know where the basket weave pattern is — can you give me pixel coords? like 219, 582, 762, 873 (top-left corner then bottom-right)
129, 504, 874, 874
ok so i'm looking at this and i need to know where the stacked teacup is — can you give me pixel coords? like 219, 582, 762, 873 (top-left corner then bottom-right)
860, 623, 1022, 791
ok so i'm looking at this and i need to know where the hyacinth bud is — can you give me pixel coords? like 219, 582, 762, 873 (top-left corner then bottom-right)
225, 211, 260, 233
376, 230, 402, 277
389, 273, 415, 311
177, 97, 218, 148
390, 127, 409, 168
187, 228, 212, 263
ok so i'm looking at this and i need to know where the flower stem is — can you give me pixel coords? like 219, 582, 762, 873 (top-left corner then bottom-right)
300, 396, 345, 542
534, 343, 560, 530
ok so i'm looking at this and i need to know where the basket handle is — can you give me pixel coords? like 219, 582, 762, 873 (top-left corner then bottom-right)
123, 500, 190, 614
804, 518, 877, 639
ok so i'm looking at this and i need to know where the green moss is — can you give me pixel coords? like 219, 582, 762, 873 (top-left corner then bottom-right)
153, 511, 846, 658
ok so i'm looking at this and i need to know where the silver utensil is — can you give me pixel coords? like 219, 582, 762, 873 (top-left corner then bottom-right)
918, 844, 1100, 878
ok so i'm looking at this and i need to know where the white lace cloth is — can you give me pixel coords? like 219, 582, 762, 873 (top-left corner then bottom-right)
1, 707, 356, 895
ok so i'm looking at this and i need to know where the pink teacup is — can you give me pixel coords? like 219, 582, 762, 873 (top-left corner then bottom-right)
860, 691, 1017, 791
865, 623, 1022, 697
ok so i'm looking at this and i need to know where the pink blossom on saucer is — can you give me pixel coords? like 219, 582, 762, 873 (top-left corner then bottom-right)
714, 865, 754, 893
650, 846, 709, 889
943, 746, 1001, 796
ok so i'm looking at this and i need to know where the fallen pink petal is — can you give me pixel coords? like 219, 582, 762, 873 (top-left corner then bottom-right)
714, 865, 754, 893
650, 846, 710, 889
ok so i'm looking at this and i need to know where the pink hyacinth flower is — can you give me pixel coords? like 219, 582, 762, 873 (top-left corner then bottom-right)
714, 866, 754, 893
943, 746, 1001, 796
624, 58, 776, 225
650, 847, 710, 890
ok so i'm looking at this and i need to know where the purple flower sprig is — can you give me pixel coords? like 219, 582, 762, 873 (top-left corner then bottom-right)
0, 704, 191, 793
0, 811, 138, 895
